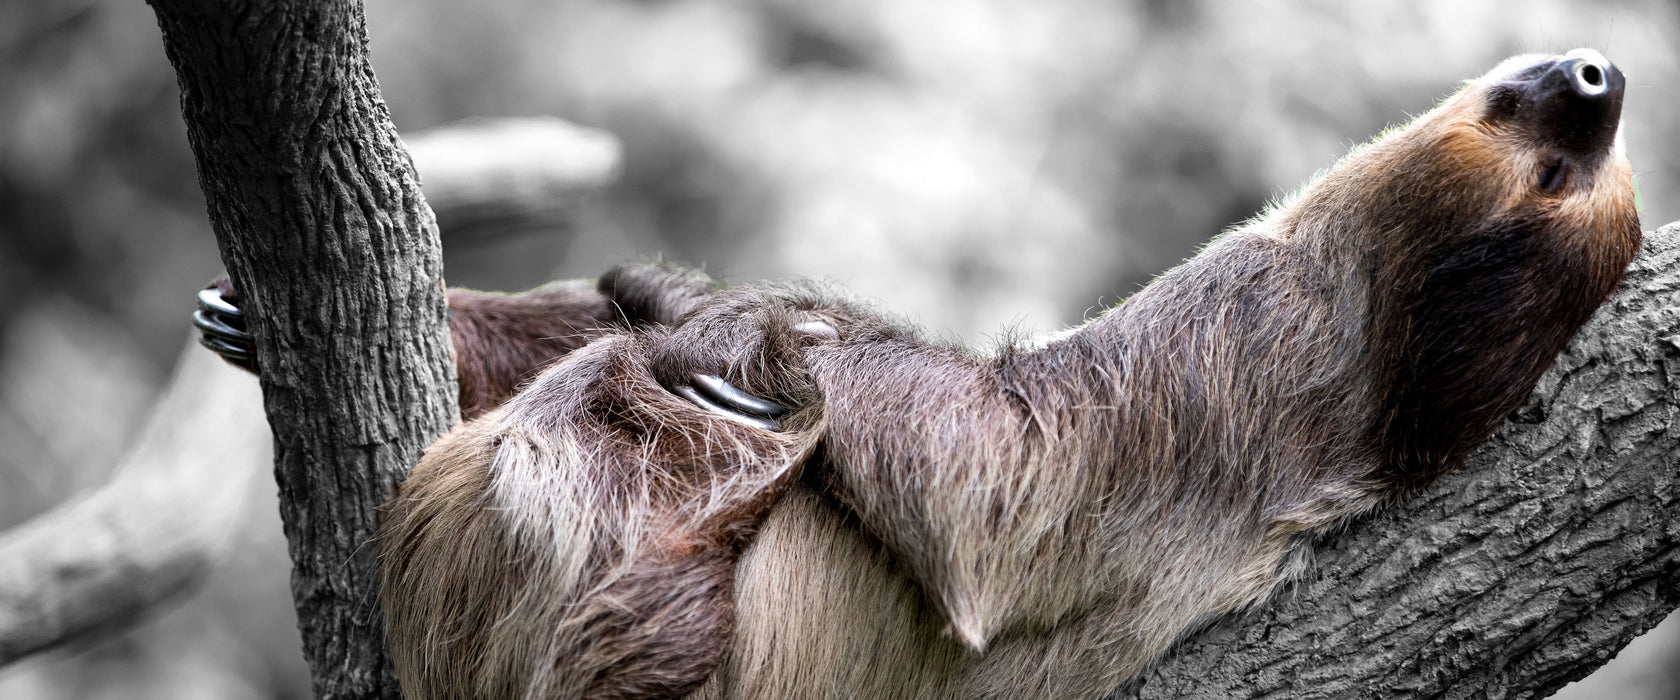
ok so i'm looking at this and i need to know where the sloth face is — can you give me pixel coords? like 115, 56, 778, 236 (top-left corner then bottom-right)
1318, 51, 1643, 483
1300, 49, 1637, 265
1427, 49, 1630, 214
1470, 49, 1627, 197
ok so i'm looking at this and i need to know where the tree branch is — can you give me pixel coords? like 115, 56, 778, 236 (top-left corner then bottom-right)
1112, 221, 1680, 699
0, 342, 266, 666
411, 117, 621, 243
146, 1, 456, 697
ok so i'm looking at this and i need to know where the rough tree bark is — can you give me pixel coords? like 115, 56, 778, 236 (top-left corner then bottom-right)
145, 1, 456, 698
1113, 221, 1680, 699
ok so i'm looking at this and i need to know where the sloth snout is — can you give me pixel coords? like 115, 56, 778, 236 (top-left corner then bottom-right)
1519, 48, 1624, 158
1535, 48, 1622, 107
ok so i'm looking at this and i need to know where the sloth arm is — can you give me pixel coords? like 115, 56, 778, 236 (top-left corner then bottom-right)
193, 263, 720, 420
793, 331, 1085, 652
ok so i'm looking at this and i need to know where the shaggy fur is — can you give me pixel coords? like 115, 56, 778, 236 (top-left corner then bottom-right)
375, 52, 1641, 699
447, 262, 717, 419
382, 283, 856, 698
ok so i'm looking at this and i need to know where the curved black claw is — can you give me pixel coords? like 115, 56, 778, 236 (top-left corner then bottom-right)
673, 373, 788, 431
194, 287, 257, 373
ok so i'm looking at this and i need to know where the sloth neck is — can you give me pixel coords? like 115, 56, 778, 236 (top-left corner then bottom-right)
806, 222, 1384, 658
1039, 222, 1383, 511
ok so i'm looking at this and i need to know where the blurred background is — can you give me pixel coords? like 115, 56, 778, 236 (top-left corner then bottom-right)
1, 0, 1676, 697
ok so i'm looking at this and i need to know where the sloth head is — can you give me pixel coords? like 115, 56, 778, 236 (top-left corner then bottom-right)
1274, 49, 1642, 486
1289, 48, 1636, 253
1474, 48, 1628, 196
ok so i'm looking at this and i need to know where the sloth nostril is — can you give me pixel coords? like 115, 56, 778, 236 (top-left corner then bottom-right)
1577, 63, 1603, 88
1563, 48, 1613, 98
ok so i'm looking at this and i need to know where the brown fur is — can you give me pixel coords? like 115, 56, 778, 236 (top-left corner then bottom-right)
448, 262, 717, 419
383, 284, 850, 698
378, 53, 1641, 699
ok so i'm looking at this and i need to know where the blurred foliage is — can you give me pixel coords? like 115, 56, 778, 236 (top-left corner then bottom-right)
0, 0, 1676, 697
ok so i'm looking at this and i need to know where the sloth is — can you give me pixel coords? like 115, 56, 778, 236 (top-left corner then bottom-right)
196, 50, 1640, 698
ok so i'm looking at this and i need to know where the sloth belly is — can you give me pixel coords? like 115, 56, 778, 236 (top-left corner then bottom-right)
695, 486, 966, 699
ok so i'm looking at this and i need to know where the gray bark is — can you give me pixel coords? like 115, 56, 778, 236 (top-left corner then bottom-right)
1112, 221, 1680, 699
145, 1, 456, 698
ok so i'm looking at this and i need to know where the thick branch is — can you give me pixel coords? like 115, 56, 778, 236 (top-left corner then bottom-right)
1113, 221, 1680, 699
0, 342, 265, 666
410, 117, 621, 243
146, 1, 456, 697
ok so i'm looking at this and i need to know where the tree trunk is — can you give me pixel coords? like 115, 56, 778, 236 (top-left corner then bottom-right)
145, 1, 457, 698
1112, 221, 1680, 699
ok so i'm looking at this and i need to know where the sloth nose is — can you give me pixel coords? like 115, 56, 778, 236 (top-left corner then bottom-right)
1526, 48, 1624, 157
1563, 48, 1612, 98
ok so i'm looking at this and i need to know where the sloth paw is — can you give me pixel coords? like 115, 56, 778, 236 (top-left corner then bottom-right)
668, 318, 838, 430
194, 283, 257, 373
674, 374, 789, 431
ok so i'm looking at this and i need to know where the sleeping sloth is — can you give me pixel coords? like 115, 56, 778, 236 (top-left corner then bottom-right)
196, 49, 1640, 699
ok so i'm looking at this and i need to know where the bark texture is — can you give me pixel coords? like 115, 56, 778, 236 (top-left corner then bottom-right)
146, 1, 456, 698
1112, 221, 1680, 699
